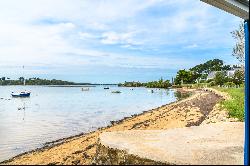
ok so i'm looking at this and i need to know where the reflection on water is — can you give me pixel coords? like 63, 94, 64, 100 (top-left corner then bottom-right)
0, 86, 178, 161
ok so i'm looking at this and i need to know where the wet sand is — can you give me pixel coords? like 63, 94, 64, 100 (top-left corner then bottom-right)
1, 88, 229, 165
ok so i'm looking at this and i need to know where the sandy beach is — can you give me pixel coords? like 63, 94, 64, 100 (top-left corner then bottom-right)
1, 88, 237, 165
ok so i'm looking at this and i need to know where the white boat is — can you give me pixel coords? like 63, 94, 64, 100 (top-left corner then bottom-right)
11, 91, 31, 97
11, 66, 31, 98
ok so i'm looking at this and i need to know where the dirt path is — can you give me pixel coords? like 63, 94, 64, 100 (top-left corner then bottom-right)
1, 89, 223, 165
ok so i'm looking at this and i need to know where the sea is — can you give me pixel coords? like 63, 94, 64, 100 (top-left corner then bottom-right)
0, 85, 179, 161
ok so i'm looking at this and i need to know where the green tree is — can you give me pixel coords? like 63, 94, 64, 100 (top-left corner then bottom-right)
222, 65, 232, 71
175, 70, 195, 85
190, 59, 228, 76
232, 70, 244, 85
19, 77, 24, 82
214, 72, 227, 86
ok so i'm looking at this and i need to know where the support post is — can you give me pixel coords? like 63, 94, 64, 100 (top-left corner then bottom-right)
244, 19, 249, 165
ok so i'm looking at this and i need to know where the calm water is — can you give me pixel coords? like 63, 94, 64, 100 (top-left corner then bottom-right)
0, 85, 178, 161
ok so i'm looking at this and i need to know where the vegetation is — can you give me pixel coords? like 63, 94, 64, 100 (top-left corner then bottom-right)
174, 70, 196, 85
118, 81, 143, 87
190, 59, 231, 75
231, 22, 245, 65
173, 58, 244, 87
215, 87, 245, 121
224, 82, 236, 88
120, 58, 244, 89
0, 77, 88, 86
174, 59, 233, 85
118, 78, 171, 89
145, 78, 171, 88
208, 81, 216, 87
214, 72, 227, 86
232, 70, 244, 85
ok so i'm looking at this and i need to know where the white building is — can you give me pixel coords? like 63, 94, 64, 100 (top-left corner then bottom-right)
206, 67, 241, 80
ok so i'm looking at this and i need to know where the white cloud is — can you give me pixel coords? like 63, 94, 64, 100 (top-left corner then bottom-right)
78, 32, 96, 40
101, 31, 134, 45
0, 0, 161, 26
0, 0, 242, 79
0, 0, 161, 69
0, 22, 77, 65
184, 44, 198, 49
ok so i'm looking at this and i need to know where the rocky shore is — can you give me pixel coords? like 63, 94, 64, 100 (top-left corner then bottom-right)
1, 88, 236, 165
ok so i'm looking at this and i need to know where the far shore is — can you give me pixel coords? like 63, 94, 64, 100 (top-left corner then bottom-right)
1, 87, 237, 165
46, 85, 97, 87
0, 84, 118, 87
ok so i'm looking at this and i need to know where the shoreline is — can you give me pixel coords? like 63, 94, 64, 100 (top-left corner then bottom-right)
1, 88, 231, 165
1, 88, 185, 164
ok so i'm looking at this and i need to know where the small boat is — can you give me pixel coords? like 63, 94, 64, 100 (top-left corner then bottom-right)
147, 89, 154, 93
11, 91, 31, 98
11, 66, 31, 98
111, 91, 121, 93
104, 87, 109, 89
82, 88, 90, 91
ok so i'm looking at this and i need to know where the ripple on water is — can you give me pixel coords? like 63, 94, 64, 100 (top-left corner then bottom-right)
0, 86, 178, 161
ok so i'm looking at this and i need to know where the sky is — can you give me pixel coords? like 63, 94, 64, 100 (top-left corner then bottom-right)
0, 0, 242, 84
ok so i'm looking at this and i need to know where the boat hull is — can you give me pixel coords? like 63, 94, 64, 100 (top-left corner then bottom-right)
11, 92, 31, 98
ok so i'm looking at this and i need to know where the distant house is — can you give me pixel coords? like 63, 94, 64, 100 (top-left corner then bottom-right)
206, 66, 241, 80
207, 71, 217, 80
226, 70, 238, 78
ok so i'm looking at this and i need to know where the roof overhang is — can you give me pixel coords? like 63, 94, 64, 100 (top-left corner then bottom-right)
201, 0, 249, 20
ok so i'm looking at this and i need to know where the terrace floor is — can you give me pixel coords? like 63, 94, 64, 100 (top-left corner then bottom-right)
97, 122, 244, 165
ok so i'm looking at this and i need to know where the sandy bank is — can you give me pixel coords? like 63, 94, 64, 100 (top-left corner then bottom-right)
1, 88, 233, 165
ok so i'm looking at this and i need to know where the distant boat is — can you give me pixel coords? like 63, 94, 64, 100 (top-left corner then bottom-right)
104, 87, 109, 89
82, 88, 90, 91
11, 91, 31, 98
11, 66, 31, 98
111, 91, 121, 93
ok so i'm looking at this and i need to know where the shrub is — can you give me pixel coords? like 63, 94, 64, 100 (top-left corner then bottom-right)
199, 80, 206, 83
232, 70, 244, 85
214, 71, 227, 86
206, 79, 214, 83
224, 82, 236, 87
208, 81, 216, 87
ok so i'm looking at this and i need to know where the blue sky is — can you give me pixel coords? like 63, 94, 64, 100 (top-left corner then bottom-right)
0, 0, 242, 84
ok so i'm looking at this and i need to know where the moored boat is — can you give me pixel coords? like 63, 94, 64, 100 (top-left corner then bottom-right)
82, 88, 90, 91
11, 66, 31, 97
111, 91, 121, 93
11, 91, 31, 98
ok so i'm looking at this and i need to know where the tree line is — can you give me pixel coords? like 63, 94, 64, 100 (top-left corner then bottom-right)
0, 77, 89, 86
119, 58, 244, 89
118, 78, 171, 89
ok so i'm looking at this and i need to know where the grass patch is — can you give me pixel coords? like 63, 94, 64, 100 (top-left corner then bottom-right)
214, 87, 245, 121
